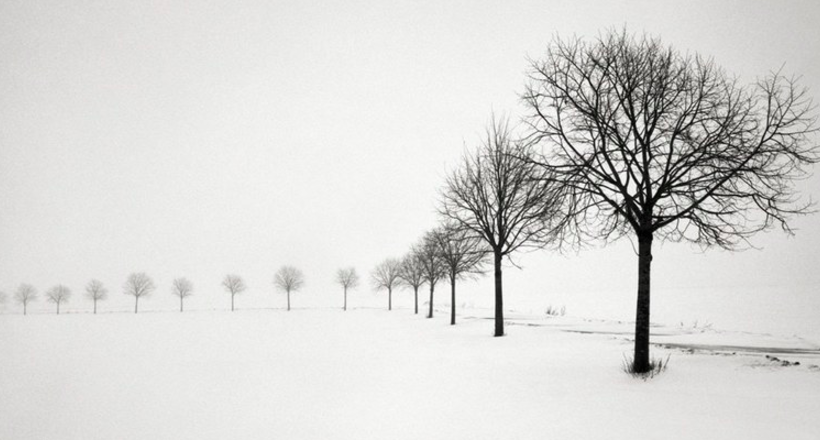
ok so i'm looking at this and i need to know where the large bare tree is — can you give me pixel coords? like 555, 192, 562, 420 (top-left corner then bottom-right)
172, 278, 194, 312
274, 266, 304, 311
222, 274, 246, 312
14, 284, 37, 315
85, 279, 108, 314
45, 285, 71, 314
371, 258, 402, 311
440, 117, 562, 336
124, 272, 155, 314
415, 230, 446, 319
522, 30, 819, 373
336, 267, 359, 311
398, 252, 426, 315
432, 223, 486, 325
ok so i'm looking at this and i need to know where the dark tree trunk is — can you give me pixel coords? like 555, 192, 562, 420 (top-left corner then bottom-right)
493, 250, 504, 337
287, 291, 291, 311
56, 301, 60, 315
427, 282, 435, 318
633, 231, 654, 373
231, 293, 235, 312
413, 286, 419, 314
344, 287, 347, 311
135, 296, 139, 314
180, 297, 184, 312
93, 299, 97, 314
450, 274, 456, 325
388, 287, 392, 311
23, 302, 27, 315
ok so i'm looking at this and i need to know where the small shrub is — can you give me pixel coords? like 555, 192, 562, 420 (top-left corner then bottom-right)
622, 353, 671, 380
678, 320, 713, 332
545, 305, 566, 316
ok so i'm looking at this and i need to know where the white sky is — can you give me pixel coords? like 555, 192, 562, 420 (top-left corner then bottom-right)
2, 0, 819, 327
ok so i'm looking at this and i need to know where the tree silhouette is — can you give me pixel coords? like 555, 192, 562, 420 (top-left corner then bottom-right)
45, 285, 71, 314
124, 273, 155, 314
441, 117, 562, 336
432, 223, 486, 325
336, 267, 359, 311
15, 284, 37, 315
522, 29, 819, 373
414, 231, 446, 319
85, 279, 108, 314
172, 278, 194, 312
222, 274, 246, 312
274, 266, 304, 311
398, 252, 426, 315
371, 259, 402, 311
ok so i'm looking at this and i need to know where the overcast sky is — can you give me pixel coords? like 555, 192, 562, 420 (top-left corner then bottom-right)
2, 0, 819, 329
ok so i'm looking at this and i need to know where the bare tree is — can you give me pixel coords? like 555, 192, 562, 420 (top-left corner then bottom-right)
222, 274, 246, 312
440, 117, 562, 336
398, 252, 426, 315
274, 266, 304, 311
14, 284, 37, 315
336, 267, 359, 311
371, 259, 402, 311
45, 285, 71, 314
123, 272, 155, 314
522, 30, 819, 373
415, 231, 447, 319
432, 223, 487, 325
172, 278, 194, 312
85, 279, 108, 314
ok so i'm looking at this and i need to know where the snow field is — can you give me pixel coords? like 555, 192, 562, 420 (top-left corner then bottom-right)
1, 309, 819, 440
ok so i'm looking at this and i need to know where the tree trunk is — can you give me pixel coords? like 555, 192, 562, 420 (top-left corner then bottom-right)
135, 296, 139, 314
180, 297, 184, 312
413, 286, 419, 315
494, 250, 504, 337
56, 301, 60, 315
344, 287, 347, 311
427, 282, 435, 318
388, 287, 392, 311
231, 293, 235, 312
93, 299, 97, 314
287, 290, 291, 311
23, 302, 27, 315
450, 274, 456, 325
633, 231, 654, 373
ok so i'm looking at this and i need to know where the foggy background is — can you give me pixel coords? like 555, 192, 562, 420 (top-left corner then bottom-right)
2, 0, 819, 337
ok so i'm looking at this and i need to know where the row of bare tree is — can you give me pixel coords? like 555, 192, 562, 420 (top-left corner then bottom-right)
3, 266, 307, 315
376, 28, 818, 374
2, 29, 815, 374
370, 225, 485, 324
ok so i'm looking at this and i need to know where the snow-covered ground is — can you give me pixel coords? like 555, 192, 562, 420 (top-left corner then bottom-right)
1, 306, 818, 440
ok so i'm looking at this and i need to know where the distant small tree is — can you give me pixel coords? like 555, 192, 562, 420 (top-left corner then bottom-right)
371, 258, 402, 311
14, 284, 37, 315
85, 279, 108, 314
274, 266, 305, 311
172, 278, 194, 312
124, 272, 155, 314
45, 285, 71, 315
398, 252, 426, 314
222, 274, 246, 312
433, 223, 487, 325
415, 231, 447, 318
336, 267, 359, 311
